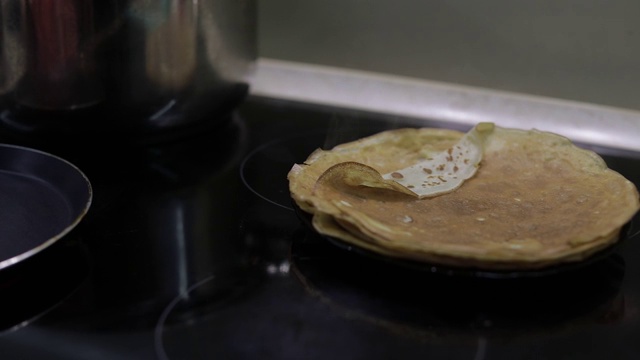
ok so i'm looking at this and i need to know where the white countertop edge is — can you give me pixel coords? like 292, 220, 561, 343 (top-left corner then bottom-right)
251, 58, 640, 152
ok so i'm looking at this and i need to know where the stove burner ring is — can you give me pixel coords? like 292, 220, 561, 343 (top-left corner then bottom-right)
154, 275, 216, 360
153, 264, 263, 360
240, 132, 327, 211
240, 138, 294, 211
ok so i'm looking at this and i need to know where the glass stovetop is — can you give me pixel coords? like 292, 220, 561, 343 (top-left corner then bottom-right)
0, 96, 639, 359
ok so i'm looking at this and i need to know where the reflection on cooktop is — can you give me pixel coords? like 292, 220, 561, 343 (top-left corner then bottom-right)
76, 115, 252, 329
290, 229, 626, 341
154, 202, 302, 360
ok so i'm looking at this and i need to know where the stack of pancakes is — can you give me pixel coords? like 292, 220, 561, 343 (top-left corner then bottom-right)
288, 125, 639, 270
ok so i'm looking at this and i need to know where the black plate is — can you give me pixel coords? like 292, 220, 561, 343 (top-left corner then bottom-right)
0, 144, 92, 270
293, 201, 633, 279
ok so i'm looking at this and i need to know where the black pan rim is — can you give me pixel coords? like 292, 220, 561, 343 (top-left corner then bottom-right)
0, 143, 93, 271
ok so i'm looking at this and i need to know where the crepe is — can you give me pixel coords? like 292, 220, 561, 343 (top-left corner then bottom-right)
288, 124, 640, 270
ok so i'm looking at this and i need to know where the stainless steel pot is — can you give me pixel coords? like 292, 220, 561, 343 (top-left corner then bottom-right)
0, 0, 256, 137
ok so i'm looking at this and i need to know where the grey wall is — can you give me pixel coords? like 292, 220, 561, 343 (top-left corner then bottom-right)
259, 0, 640, 111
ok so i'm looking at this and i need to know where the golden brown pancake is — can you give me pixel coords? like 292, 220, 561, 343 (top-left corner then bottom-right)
288, 125, 640, 270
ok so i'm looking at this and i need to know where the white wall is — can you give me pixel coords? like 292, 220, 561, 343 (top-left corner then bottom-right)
259, 0, 640, 111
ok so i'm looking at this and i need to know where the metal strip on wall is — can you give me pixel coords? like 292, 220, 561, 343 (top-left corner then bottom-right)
251, 58, 640, 152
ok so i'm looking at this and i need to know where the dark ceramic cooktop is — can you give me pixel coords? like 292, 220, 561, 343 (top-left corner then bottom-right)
0, 95, 638, 360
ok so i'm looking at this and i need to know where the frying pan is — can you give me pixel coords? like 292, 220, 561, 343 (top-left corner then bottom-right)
0, 143, 92, 270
